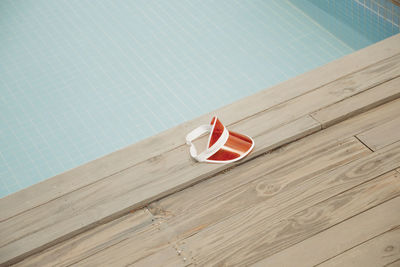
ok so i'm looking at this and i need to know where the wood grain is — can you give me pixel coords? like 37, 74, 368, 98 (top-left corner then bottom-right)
119, 245, 189, 267
251, 196, 400, 267
183, 170, 400, 266
71, 224, 181, 266
14, 208, 153, 267
17, 135, 370, 266
17, 219, 193, 267
386, 259, 400, 267
148, 137, 370, 235
356, 117, 400, 151
72, 140, 400, 266
319, 226, 400, 267
311, 77, 400, 128
2, 34, 400, 223
319, 97, 400, 138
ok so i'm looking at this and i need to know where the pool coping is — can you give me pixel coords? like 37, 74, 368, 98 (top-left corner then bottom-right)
1, 34, 400, 265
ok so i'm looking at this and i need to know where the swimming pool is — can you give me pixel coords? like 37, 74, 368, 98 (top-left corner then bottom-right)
1, 0, 399, 197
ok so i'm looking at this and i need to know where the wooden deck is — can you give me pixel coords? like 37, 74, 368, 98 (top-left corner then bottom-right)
1, 34, 400, 266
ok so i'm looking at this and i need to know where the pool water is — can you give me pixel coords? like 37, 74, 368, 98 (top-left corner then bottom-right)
0, 0, 399, 197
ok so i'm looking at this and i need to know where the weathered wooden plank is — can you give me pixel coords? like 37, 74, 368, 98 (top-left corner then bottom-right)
251, 196, 400, 267
319, 226, 400, 267
127, 242, 193, 267
80, 244, 191, 267
2, 34, 400, 223
356, 117, 400, 151
14, 208, 153, 267
183, 170, 400, 266
70, 224, 181, 266
311, 77, 400, 128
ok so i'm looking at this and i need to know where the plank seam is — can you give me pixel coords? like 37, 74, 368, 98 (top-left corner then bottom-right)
354, 135, 375, 152
309, 113, 324, 128
63, 232, 136, 267
4, 208, 156, 267
287, 171, 400, 265
311, 73, 400, 117
60, 214, 161, 267
384, 258, 400, 267
310, 75, 400, 129
314, 224, 400, 266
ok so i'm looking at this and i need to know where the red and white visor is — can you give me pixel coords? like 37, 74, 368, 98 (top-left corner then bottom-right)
185, 116, 255, 163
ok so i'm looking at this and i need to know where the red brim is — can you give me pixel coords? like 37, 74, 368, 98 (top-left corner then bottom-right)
207, 117, 254, 162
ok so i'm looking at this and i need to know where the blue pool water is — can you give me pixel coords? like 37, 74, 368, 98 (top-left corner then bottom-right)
1, 0, 399, 197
